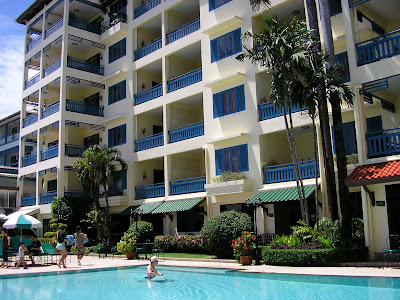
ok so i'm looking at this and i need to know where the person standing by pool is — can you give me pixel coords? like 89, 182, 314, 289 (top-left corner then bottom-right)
74, 226, 88, 266
1, 229, 11, 268
146, 256, 163, 279
56, 225, 68, 268
15, 241, 28, 269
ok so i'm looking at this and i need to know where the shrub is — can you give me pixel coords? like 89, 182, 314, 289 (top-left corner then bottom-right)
154, 235, 206, 254
43, 232, 56, 238
117, 233, 136, 254
231, 232, 256, 261
126, 221, 155, 243
200, 211, 252, 258
211, 171, 245, 183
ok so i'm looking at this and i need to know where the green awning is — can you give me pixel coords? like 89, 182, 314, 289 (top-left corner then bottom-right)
136, 202, 163, 214
249, 186, 316, 203
151, 198, 205, 214
118, 205, 139, 216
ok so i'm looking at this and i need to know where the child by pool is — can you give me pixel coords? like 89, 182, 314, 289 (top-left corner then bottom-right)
146, 256, 163, 279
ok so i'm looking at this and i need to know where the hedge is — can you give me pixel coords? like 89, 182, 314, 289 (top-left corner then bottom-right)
154, 235, 206, 254
261, 246, 369, 266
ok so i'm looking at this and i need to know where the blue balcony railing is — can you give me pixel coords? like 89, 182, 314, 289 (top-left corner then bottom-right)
135, 133, 164, 152
134, 84, 162, 105
366, 127, 400, 158
22, 153, 37, 167
135, 183, 165, 200
170, 176, 206, 195
348, 0, 371, 8
23, 113, 38, 128
67, 57, 104, 75
40, 144, 59, 161
43, 59, 61, 77
65, 144, 86, 157
0, 133, 19, 145
356, 29, 400, 66
45, 18, 63, 39
263, 159, 319, 184
21, 194, 36, 207
69, 17, 101, 34
167, 68, 202, 93
25, 73, 40, 89
41, 101, 60, 119
66, 100, 104, 116
259, 102, 306, 121
26, 35, 42, 53
65, 190, 90, 199
134, 37, 162, 61
169, 121, 204, 143
134, 0, 161, 19
40, 191, 57, 204
166, 18, 200, 44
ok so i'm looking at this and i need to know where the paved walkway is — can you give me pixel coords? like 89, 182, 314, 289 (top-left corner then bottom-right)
1, 255, 399, 278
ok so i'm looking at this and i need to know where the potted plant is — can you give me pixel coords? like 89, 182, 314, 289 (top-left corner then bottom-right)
117, 233, 136, 259
231, 232, 256, 265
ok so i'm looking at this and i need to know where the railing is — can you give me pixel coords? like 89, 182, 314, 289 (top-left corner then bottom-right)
263, 159, 319, 184
101, 12, 127, 32
0, 133, 19, 145
43, 59, 61, 77
134, 84, 162, 105
67, 57, 104, 75
366, 127, 400, 157
66, 100, 104, 116
65, 191, 90, 199
135, 183, 165, 200
257, 233, 276, 246
259, 101, 306, 121
169, 121, 204, 143
25, 73, 40, 89
41, 101, 60, 119
65, 144, 86, 157
21, 194, 36, 207
167, 68, 202, 93
134, 37, 162, 61
135, 133, 164, 152
170, 176, 206, 195
40, 144, 59, 161
356, 29, 400, 66
26, 35, 42, 53
166, 18, 200, 44
22, 153, 37, 167
40, 191, 57, 204
348, 0, 371, 8
69, 17, 101, 34
45, 18, 63, 39
134, 0, 161, 19
23, 113, 38, 128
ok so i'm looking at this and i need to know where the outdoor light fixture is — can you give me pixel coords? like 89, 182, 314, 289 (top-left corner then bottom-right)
74, 9, 80, 13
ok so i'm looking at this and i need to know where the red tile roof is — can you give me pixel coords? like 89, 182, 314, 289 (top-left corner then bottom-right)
345, 160, 400, 187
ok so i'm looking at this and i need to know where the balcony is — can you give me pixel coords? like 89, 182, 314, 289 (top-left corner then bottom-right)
65, 144, 86, 157
135, 133, 164, 152
65, 190, 90, 199
26, 35, 42, 53
263, 159, 319, 184
23, 113, 38, 128
45, 18, 63, 39
367, 127, 400, 158
134, 37, 162, 61
40, 144, 58, 161
356, 29, 400, 66
167, 68, 202, 93
43, 59, 61, 77
0, 133, 19, 145
22, 153, 37, 167
170, 176, 206, 195
40, 191, 57, 204
169, 121, 204, 143
42, 101, 60, 119
135, 183, 165, 200
21, 194, 36, 207
259, 102, 306, 121
66, 100, 104, 116
25, 73, 40, 90
134, 0, 161, 19
69, 17, 101, 34
349, 0, 371, 8
166, 18, 200, 44
101, 13, 127, 32
134, 84, 162, 105
67, 57, 104, 75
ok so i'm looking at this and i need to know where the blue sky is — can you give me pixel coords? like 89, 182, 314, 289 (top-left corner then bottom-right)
0, 0, 36, 119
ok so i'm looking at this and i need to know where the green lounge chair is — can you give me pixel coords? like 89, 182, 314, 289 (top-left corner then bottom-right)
41, 243, 61, 264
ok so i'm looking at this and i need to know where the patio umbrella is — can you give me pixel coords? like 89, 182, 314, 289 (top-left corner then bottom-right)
2, 213, 42, 236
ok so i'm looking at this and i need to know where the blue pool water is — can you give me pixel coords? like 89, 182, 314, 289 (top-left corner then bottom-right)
1, 266, 400, 300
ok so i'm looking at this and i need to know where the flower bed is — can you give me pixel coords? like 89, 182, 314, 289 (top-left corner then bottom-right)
154, 235, 206, 254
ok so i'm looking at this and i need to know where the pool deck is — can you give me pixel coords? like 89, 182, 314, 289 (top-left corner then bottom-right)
0, 255, 399, 278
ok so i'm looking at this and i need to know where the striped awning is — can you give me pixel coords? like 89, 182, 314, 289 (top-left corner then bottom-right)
249, 186, 316, 203
151, 198, 205, 214
135, 202, 163, 215
118, 205, 139, 216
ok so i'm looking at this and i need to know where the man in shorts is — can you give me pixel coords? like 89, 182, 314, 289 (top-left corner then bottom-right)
28, 235, 41, 265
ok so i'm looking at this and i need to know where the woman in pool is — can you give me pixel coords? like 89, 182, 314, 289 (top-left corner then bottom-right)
146, 256, 163, 279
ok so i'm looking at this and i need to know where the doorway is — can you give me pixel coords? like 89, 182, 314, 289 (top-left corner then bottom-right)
386, 185, 400, 246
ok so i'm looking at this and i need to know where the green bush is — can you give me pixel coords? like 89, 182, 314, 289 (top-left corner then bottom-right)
126, 221, 155, 243
38, 238, 52, 243
200, 211, 252, 258
154, 235, 206, 254
44, 232, 56, 238
261, 246, 369, 266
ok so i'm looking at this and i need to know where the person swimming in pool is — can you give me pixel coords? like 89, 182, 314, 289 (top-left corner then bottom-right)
146, 256, 163, 279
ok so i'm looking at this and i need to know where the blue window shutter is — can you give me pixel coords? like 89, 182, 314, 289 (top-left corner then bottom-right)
121, 124, 126, 144
239, 144, 249, 171
343, 121, 357, 155
366, 116, 383, 133
215, 149, 223, 175
108, 86, 113, 105
213, 93, 220, 118
331, 126, 336, 154
108, 129, 113, 147
209, 0, 215, 11
236, 85, 245, 112
121, 80, 126, 99
121, 38, 126, 57
122, 169, 127, 189
233, 28, 242, 54
211, 39, 218, 62
109, 45, 113, 63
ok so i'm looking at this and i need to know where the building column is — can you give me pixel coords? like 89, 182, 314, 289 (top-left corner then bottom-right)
164, 154, 170, 198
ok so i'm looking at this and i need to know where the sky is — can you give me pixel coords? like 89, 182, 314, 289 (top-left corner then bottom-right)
0, 0, 36, 119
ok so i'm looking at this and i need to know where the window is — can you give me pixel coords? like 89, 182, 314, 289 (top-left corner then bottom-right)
109, 169, 127, 191
108, 124, 126, 147
210, 28, 241, 62
366, 116, 383, 133
329, 0, 342, 16
215, 144, 248, 175
332, 121, 357, 155
213, 85, 245, 117
109, 38, 126, 63
335, 52, 350, 83
108, 80, 126, 105
209, 0, 232, 11
110, 0, 127, 15
48, 179, 57, 191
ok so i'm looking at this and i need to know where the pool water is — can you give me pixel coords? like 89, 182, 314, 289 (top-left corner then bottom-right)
1, 266, 400, 300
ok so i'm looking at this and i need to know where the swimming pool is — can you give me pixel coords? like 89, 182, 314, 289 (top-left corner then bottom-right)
1, 266, 399, 300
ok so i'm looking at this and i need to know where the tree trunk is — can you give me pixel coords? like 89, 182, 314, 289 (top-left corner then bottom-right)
312, 117, 319, 227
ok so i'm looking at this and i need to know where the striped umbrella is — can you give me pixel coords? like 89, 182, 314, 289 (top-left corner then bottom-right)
2, 213, 42, 229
